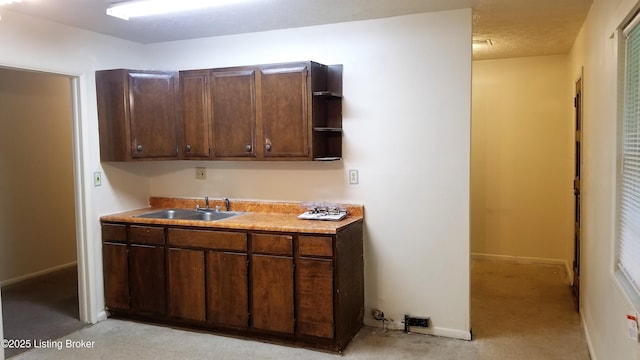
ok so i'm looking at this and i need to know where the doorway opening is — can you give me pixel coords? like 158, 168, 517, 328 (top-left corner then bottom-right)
0, 67, 89, 358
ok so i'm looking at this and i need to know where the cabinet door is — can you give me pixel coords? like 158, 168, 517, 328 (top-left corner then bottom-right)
168, 248, 205, 321
260, 66, 309, 158
251, 254, 294, 334
129, 244, 166, 315
180, 70, 211, 158
207, 252, 248, 328
211, 70, 256, 158
103, 242, 130, 311
296, 258, 334, 338
129, 72, 178, 159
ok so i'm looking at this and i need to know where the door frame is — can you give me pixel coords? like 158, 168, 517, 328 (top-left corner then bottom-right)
572, 71, 583, 311
0, 68, 92, 359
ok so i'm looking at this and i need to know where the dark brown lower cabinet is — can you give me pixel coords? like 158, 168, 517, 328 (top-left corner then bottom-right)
296, 258, 334, 338
251, 254, 294, 334
207, 251, 248, 328
129, 244, 166, 315
101, 221, 363, 352
102, 242, 130, 311
168, 248, 206, 321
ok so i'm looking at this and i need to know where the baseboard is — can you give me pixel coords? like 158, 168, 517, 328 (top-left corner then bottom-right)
472, 253, 572, 283
472, 252, 566, 265
97, 310, 108, 323
0, 261, 78, 287
581, 311, 596, 360
364, 319, 471, 340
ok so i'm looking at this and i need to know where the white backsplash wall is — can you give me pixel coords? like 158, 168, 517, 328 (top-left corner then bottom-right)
146, 10, 472, 338
148, 160, 349, 203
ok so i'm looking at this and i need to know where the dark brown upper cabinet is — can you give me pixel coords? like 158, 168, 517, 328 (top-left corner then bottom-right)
209, 61, 343, 161
96, 69, 179, 161
179, 70, 211, 159
259, 64, 309, 159
210, 69, 257, 159
96, 62, 342, 162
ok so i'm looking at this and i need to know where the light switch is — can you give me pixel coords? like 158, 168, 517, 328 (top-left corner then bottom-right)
93, 171, 102, 187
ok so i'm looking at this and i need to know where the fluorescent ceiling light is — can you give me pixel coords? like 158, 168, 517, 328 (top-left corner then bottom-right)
106, 0, 249, 20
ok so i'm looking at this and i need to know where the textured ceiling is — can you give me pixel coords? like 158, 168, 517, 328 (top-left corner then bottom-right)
472, 0, 593, 60
1, 0, 593, 60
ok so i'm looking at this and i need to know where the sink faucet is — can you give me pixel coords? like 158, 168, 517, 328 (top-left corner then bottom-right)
196, 196, 210, 211
223, 197, 230, 212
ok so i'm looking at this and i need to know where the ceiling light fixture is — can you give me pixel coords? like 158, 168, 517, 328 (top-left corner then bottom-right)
106, 0, 250, 20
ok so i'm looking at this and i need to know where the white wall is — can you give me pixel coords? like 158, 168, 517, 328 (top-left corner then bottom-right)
569, 0, 640, 358
471, 56, 574, 270
0, 10, 151, 323
0, 9, 472, 339
144, 10, 472, 338
0, 68, 77, 283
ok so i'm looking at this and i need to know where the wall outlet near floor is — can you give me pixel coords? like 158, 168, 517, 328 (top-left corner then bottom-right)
404, 314, 430, 333
195, 167, 207, 180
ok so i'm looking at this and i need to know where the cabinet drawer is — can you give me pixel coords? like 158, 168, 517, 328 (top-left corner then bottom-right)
252, 234, 293, 255
130, 225, 165, 245
168, 229, 247, 251
299, 236, 333, 257
102, 223, 127, 243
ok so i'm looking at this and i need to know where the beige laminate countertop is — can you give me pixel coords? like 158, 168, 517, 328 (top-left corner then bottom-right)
100, 197, 364, 235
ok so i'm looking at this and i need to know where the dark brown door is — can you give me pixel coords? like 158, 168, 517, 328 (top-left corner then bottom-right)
102, 242, 130, 311
260, 66, 309, 158
251, 254, 294, 334
129, 71, 178, 159
129, 244, 166, 315
168, 248, 206, 321
572, 77, 583, 311
179, 70, 211, 158
296, 258, 334, 338
207, 251, 248, 328
211, 70, 257, 158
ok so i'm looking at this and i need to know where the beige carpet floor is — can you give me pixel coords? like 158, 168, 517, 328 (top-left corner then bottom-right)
2, 266, 87, 359
8, 260, 590, 359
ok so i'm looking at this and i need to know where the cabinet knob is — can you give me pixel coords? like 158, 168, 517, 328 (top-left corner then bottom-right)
185, 144, 192, 152
245, 144, 252, 152
136, 144, 143, 152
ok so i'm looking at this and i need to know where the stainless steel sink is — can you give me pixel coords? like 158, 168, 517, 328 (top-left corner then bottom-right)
134, 208, 245, 221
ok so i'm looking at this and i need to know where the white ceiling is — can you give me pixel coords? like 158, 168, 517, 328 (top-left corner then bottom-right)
2, 0, 593, 60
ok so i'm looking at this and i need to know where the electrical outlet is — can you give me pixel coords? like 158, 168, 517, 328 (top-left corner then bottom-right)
195, 167, 207, 180
349, 169, 359, 184
627, 314, 639, 341
404, 315, 430, 332
93, 171, 102, 187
